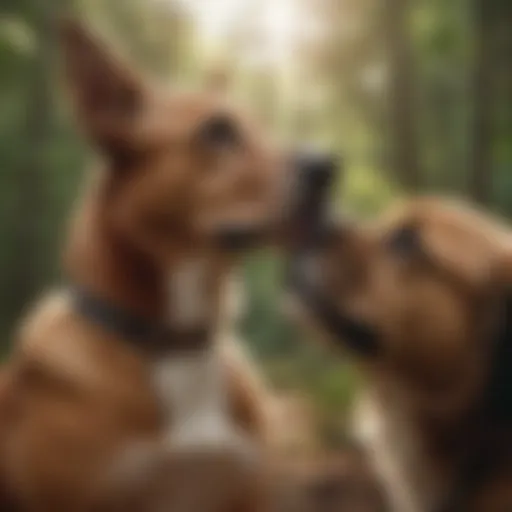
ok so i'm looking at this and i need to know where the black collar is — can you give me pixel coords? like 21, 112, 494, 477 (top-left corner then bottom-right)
70, 286, 211, 355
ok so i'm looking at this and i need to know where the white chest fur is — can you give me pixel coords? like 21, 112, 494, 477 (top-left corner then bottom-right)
154, 262, 244, 449
168, 258, 210, 328
152, 346, 237, 447
352, 393, 445, 512
106, 268, 255, 493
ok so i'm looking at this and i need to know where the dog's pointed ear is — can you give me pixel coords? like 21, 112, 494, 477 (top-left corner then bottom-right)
59, 19, 145, 156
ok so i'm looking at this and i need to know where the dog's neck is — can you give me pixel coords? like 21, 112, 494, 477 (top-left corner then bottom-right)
63, 173, 227, 326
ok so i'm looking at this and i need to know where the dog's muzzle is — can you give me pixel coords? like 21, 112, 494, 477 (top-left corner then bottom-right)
287, 251, 381, 357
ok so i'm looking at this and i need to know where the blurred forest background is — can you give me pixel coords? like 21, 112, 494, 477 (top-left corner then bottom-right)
0, 0, 511, 450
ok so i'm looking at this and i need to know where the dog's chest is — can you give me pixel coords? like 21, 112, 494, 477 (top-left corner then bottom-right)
151, 259, 234, 447
105, 266, 251, 493
151, 347, 232, 446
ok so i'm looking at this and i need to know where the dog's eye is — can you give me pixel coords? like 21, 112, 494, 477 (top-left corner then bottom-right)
197, 115, 241, 149
386, 225, 421, 257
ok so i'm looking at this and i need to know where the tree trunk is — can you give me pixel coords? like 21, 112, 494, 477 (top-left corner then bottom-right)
469, 0, 494, 205
383, 0, 422, 192
7, 4, 56, 326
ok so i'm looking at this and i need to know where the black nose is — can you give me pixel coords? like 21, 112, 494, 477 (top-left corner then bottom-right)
296, 151, 337, 192
291, 150, 338, 223
285, 150, 339, 249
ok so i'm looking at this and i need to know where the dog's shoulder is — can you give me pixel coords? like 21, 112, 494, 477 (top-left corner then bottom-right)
18, 290, 73, 346
0, 290, 160, 508
14, 290, 149, 395
13, 290, 100, 384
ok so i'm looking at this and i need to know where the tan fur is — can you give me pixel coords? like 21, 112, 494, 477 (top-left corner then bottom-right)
294, 197, 512, 512
0, 20, 287, 511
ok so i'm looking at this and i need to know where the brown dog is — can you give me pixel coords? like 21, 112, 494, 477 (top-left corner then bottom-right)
288, 197, 512, 512
0, 20, 292, 511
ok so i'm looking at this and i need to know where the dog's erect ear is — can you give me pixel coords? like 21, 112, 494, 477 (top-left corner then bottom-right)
60, 19, 145, 156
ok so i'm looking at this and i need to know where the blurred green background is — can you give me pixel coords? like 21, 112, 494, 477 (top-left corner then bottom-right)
0, 0, 510, 449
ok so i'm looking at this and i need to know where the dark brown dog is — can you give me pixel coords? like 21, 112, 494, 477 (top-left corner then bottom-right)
0, 20, 292, 511
288, 197, 512, 512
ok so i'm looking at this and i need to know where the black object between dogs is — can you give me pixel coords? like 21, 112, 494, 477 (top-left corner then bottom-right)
287, 150, 338, 249
286, 151, 381, 356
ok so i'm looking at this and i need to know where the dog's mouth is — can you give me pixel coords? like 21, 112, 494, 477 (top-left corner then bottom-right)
287, 250, 381, 357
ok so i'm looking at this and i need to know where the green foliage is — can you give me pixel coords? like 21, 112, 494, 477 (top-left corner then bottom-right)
240, 250, 361, 443
241, 251, 298, 357
263, 345, 362, 445
343, 164, 399, 215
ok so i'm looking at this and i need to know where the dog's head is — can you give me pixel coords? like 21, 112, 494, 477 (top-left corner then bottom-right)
60, 20, 295, 266
288, 197, 512, 410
